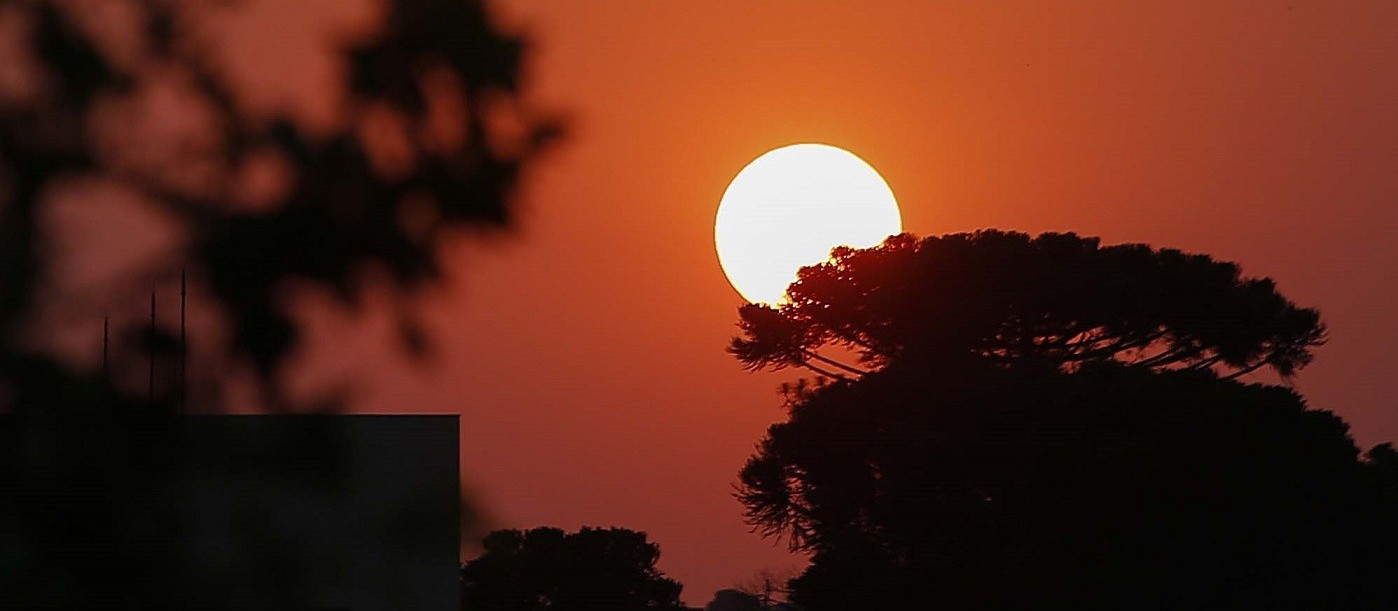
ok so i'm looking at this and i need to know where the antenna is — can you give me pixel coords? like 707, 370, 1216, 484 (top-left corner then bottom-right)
102, 315, 109, 382
180, 268, 187, 413
149, 290, 156, 403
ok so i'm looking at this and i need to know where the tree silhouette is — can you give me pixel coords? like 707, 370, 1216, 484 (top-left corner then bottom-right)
461, 527, 687, 611
703, 589, 765, 611
733, 232, 1398, 610
701, 569, 799, 611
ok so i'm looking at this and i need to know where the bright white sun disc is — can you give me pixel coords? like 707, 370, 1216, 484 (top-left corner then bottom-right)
715, 143, 902, 304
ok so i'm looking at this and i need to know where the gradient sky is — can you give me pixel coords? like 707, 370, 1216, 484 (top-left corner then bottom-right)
254, 0, 1398, 603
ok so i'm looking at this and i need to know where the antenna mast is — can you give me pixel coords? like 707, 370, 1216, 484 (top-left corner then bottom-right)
102, 315, 109, 382
180, 269, 187, 413
148, 290, 156, 403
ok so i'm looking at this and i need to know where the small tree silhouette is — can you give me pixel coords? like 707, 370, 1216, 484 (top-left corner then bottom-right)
703, 589, 764, 611
461, 527, 687, 611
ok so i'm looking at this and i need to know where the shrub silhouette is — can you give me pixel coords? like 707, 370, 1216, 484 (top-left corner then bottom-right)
461, 527, 687, 611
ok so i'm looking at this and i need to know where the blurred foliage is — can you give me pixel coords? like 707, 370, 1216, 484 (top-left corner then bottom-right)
0, 0, 555, 607
0, 0, 559, 407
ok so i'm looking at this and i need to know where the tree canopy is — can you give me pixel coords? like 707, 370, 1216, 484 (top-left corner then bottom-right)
732, 232, 1396, 610
731, 231, 1325, 381
461, 527, 686, 611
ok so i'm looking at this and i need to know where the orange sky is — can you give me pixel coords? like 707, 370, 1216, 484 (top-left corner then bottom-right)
269, 0, 1398, 603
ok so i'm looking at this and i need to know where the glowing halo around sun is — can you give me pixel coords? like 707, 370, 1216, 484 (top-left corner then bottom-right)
715, 143, 902, 304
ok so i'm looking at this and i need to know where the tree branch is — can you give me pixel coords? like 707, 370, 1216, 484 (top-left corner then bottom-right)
1222, 358, 1271, 380
794, 360, 854, 383
802, 349, 870, 377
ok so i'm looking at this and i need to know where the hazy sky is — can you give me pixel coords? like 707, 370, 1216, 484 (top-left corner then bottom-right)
253, 0, 1398, 603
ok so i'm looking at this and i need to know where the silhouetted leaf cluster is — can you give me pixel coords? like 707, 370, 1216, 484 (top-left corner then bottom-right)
1, 0, 558, 406
461, 527, 687, 611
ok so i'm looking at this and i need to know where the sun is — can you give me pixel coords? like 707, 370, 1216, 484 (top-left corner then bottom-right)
715, 143, 902, 304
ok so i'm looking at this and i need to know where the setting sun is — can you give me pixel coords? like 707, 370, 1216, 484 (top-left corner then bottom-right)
714, 143, 902, 304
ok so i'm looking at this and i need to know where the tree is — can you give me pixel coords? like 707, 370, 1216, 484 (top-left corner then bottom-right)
461, 527, 687, 611
703, 589, 764, 611
701, 568, 799, 611
735, 568, 796, 610
732, 232, 1398, 610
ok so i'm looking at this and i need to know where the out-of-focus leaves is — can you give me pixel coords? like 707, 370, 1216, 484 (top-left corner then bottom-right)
1, 0, 560, 407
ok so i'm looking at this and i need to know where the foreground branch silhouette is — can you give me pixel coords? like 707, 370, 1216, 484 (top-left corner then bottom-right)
1, 0, 558, 407
1, 1, 556, 607
733, 231, 1397, 611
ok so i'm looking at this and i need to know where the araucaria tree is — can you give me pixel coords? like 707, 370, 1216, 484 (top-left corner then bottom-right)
732, 231, 1398, 610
